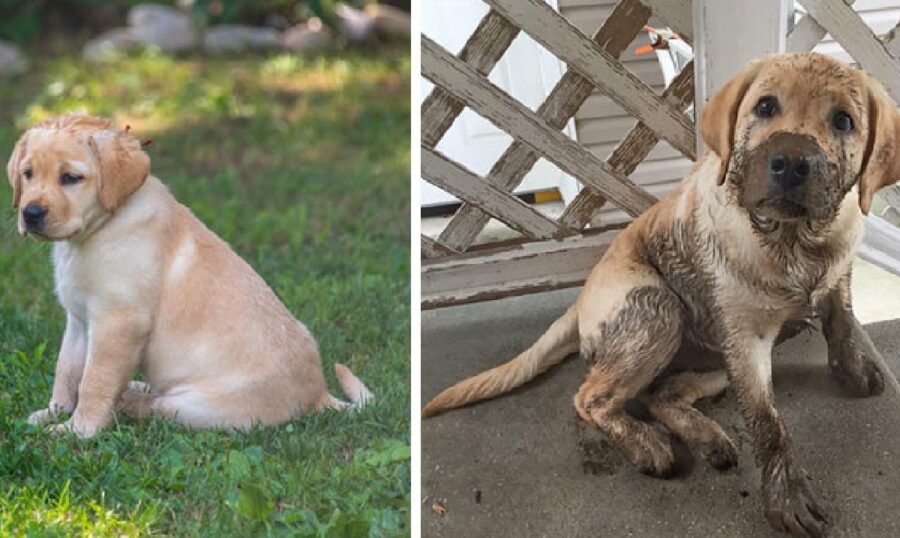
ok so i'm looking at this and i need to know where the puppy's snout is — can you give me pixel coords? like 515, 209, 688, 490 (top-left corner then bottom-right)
22, 203, 48, 230
758, 132, 826, 192
769, 154, 812, 188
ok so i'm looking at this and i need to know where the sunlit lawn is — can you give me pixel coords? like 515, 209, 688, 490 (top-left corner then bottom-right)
0, 44, 410, 536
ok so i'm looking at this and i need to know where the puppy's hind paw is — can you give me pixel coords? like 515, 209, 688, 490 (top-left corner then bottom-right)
703, 436, 739, 471
26, 407, 59, 426
634, 434, 676, 479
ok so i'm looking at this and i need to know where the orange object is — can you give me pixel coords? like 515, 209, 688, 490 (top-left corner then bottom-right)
635, 25, 681, 55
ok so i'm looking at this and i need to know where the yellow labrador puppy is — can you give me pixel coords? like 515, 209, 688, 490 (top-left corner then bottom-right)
423, 53, 900, 537
8, 115, 372, 439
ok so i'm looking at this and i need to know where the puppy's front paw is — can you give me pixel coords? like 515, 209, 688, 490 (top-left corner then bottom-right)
27, 407, 59, 426
763, 467, 827, 537
47, 418, 100, 439
831, 352, 884, 398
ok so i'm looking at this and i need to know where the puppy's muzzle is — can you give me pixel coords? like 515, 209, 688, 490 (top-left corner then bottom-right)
22, 203, 48, 232
763, 132, 826, 192
745, 132, 829, 219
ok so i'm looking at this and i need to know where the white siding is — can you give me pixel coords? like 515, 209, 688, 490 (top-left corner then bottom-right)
558, 0, 900, 225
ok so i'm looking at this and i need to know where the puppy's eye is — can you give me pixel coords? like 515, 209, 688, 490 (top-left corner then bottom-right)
755, 96, 779, 118
23, 169, 32, 180
60, 172, 83, 186
833, 111, 854, 133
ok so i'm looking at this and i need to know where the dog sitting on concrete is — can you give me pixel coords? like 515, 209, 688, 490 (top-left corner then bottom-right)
423, 53, 900, 537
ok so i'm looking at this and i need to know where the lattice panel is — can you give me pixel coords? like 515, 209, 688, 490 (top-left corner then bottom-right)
420, 0, 696, 307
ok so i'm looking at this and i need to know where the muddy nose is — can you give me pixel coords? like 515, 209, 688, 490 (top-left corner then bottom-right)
770, 154, 812, 189
22, 203, 47, 229
761, 131, 826, 191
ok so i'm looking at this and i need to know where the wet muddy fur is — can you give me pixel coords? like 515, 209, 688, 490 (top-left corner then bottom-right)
423, 53, 900, 537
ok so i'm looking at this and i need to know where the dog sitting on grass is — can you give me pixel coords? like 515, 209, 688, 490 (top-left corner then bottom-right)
8, 114, 372, 438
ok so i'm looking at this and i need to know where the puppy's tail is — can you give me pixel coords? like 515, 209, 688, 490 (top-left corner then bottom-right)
321, 364, 374, 411
422, 306, 579, 418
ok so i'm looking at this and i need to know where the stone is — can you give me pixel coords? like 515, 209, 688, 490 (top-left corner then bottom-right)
127, 3, 197, 52
82, 28, 139, 60
280, 19, 333, 53
366, 4, 410, 39
0, 40, 26, 77
203, 25, 279, 54
337, 4, 373, 42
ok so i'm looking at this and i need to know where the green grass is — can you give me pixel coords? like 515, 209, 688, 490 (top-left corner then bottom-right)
0, 44, 410, 536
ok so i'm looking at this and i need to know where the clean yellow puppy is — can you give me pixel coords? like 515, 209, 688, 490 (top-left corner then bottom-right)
8, 115, 372, 438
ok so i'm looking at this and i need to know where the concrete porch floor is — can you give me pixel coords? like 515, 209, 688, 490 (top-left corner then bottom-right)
421, 258, 900, 537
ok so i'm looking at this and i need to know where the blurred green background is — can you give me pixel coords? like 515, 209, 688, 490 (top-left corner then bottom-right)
0, 0, 410, 45
0, 1, 410, 536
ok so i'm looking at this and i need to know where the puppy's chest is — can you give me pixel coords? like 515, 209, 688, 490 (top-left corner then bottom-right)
723, 243, 849, 319
53, 246, 90, 319
653, 221, 850, 346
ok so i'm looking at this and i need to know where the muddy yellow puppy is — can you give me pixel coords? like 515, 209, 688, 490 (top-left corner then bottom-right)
8, 115, 371, 439
424, 53, 900, 537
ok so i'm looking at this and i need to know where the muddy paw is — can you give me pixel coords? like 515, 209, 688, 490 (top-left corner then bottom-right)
763, 467, 827, 537
831, 353, 885, 398
703, 435, 738, 471
634, 434, 675, 478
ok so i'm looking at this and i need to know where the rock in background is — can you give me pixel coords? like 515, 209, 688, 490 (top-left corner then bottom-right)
367, 4, 411, 39
280, 18, 334, 53
82, 28, 141, 61
337, 4, 375, 42
203, 25, 280, 54
80, 2, 408, 60
128, 4, 197, 52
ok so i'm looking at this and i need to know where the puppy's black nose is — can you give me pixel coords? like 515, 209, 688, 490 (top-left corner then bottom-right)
22, 203, 47, 229
769, 154, 811, 189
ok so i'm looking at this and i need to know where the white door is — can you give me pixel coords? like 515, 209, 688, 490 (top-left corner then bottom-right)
421, 0, 579, 207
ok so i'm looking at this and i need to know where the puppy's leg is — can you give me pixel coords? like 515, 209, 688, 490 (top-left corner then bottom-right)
114, 384, 232, 428
51, 311, 148, 439
148, 390, 261, 430
574, 285, 683, 477
820, 272, 885, 397
28, 313, 87, 426
726, 327, 826, 537
645, 370, 738, 470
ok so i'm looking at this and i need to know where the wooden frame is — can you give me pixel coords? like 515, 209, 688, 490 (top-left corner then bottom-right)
421, 0, 695, 308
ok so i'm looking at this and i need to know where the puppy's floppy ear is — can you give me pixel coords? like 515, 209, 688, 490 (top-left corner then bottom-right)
6, 130, 29, 209
858, 74, 900, 215
88, 129, 150, 212
700, 60, 763, 186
